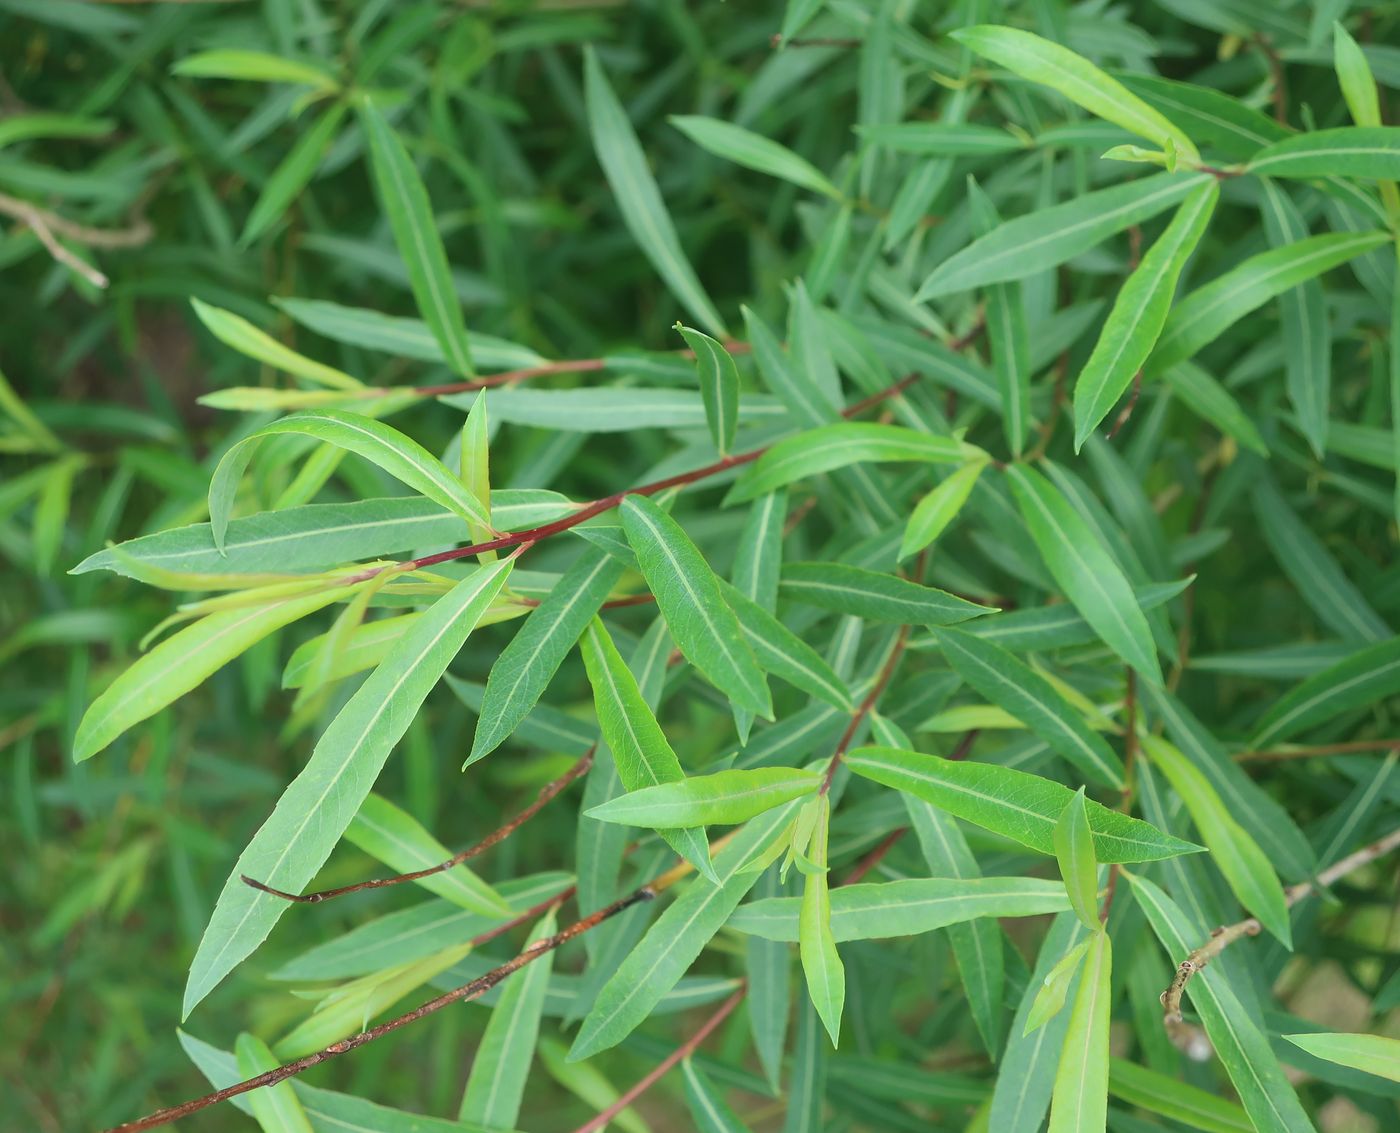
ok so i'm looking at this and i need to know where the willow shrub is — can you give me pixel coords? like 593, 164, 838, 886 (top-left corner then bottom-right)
12, 2, 1400, 1131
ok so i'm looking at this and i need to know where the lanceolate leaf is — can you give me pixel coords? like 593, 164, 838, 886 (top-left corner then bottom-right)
182, 558, 513, 1016
781, 562, 996, 625
901, 460, 985, 560
1025, 938, 1093, 1037
728, 423, 967, 502
191, 299, 358, 391
1281, 1033, 1400, 1084
586, 768, 821, 829
358, 99, 474, 377
671, 115, 840, 199
470, 545, 626, 765
242, 102, 347, 245
720, 582, 852, 710
584, 48, 726, 337
620, 495, 772, 718
1108, 1058, 1253, 1133
1005, 463, 1161, 683
1248, 127, 1400, 180
1054, 789, 1100, 931
682, 1058, 755, 1133
1073, 181, 1217, 449
676, 323, 740, 454
846, 745, 1199, 862
209, 411, 492, 551
798, 796, 843, 1044
579, 618, 714, 881
934, 627, 1125, 788
1250, 636, 1400, 749
236, 1032, 315, 1133
730, 876, 1072, 942
1047, 931, 1112, 1133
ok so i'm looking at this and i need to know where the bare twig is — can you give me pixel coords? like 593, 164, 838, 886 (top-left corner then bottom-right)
0, 192, 153, 288
818, 623, 913, 796
1160, 824, 1400, 1057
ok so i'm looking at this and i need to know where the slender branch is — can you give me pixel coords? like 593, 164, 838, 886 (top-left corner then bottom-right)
843, 828, 907, 884
1253, 33, 1289, 124
819, 624, 913, 796
1160, 824, 1400, 1057
568, 986, 747, 1133
242, 748, 595, 903
100, 888, 654, 1133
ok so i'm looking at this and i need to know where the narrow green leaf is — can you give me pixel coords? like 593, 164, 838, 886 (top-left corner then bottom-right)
741, 304, 837, 427
918, 172, 1210, 299
1282, 1033, 1400, 1084
953, 580, 1189, 653
934, 628, 1125, 788
682, 1058, 755, 1133
1054, 789, 1100, 931
1005, 463, 1161, 683
729, 423, 967, 503
1073, 181, 1218, 449
1162, 362, 1269, 455
1127, 873, 1318, 1133
1150, 230, 1391, 374
580, 618, 714, 881
1251, 636, 1400, 749
719, 581, 851, 710
209, 410, 491, 552
1248, 127, 1400, 180
584, 48, 726, 337
0, 112, 114, 150
586, 768, 821, 829
798, 796, 843, 1045
1047, 930, 1111, 1133
182, 559, 513, 1017
846, 745, 1200, 862
859, 122, 1024, 155
1025, 938, 1092, 1036
1140, 735, 1290, 945
173, 50, 338, 90
569, 800, 798, 1060
730, 876, 1072, 942
242, 103, 346, 245
359, 99, 474, 376
620, 495, 771, 718
676, 323, 740, 454
951, 27, 1198, 161
671, 115, 840, 199
459, 390, 492, 547
1116, 72, 1288, 159
191, 299, 358, 391
74, 586, 344, 761
458, 909, 557, 1128
781, 562, 996, 625
470, 546, 625, 764
1108, 1058, 1253, 1133
235, 1033, 315, 1133
901, 460, 985, 560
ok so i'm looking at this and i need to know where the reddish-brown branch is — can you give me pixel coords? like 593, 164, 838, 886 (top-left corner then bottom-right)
819, 624, 913, 796
100, 888, 654, 1133
568, 986, 747, 1133
242, 749, 595, 903
843, 828, 907, 884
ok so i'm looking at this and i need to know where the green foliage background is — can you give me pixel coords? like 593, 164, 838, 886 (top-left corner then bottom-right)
3, 2, 1400, 1131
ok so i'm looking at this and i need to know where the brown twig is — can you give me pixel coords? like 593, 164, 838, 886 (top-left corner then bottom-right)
819, 624, 913, 796
1160, 824, 1400, 1057
242, 749, 595, 903
1253, 33, 1289, 125
0, 192, 153, 289
843, 828, 907, 885
100, 888, 654, 1133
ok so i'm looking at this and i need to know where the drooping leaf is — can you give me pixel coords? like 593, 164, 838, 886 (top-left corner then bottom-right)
671, 115, 840, 199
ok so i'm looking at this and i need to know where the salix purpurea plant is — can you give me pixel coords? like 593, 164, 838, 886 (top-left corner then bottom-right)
9, 3, 1400, 1132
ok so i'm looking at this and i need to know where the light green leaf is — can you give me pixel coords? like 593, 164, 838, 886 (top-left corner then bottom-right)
1248, 126, 1400, 180
676, 323, 740, 454
671, 115, 840, 199
919, 172, 1210, 298
901, 460, 985, 560
1250, 636, 1400, 749
1149, 230, 1391, 374
458, 909, 557, 1128
209, 410, 492, 552
359, 99, 475, 377
235, 1032, 315, 1133
719, 580, 852, 710
951, 26, 1198, 161
934, 627, 1125, 788
580, 618, 714, 880
242, 103, 347, 245
729, 423, 967, 503
845, 746, 1200, 862
798, 796, 843, 1045
173, 50, 338, 90
74, 585, 345, 761
620, 495, 771, 718
459, 390, 492, 547
1334, 24, 1382, 128
1073, 181, 1218, 449
1127, 873, 1318, 1133
470, 546, 625, 764
781, 562, 996, 625
192, 299, 359, 391
1054, 789, 1100, 931
569, 800, 798, 1060
1162, 362, 1269, 456
682, 1058, 755, 1133
858, 122, 1025, 155
584, 49, 726, 337
1282, 1033, 1400, 1084
1047, 930, 1111, 1133
730, 876, 1072, 942
539, 1040, 650, 1133
182, 559, 513, 1017
1025, 938, 1093, 1036
587, 767, 820, 829
1005, 463, 1161, 683
1108, 1058, 1253, 1133
1116, 72, 1287, 160
441, 387, 785, 433
0, 112, 114, 150
345, 794, 508, 915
